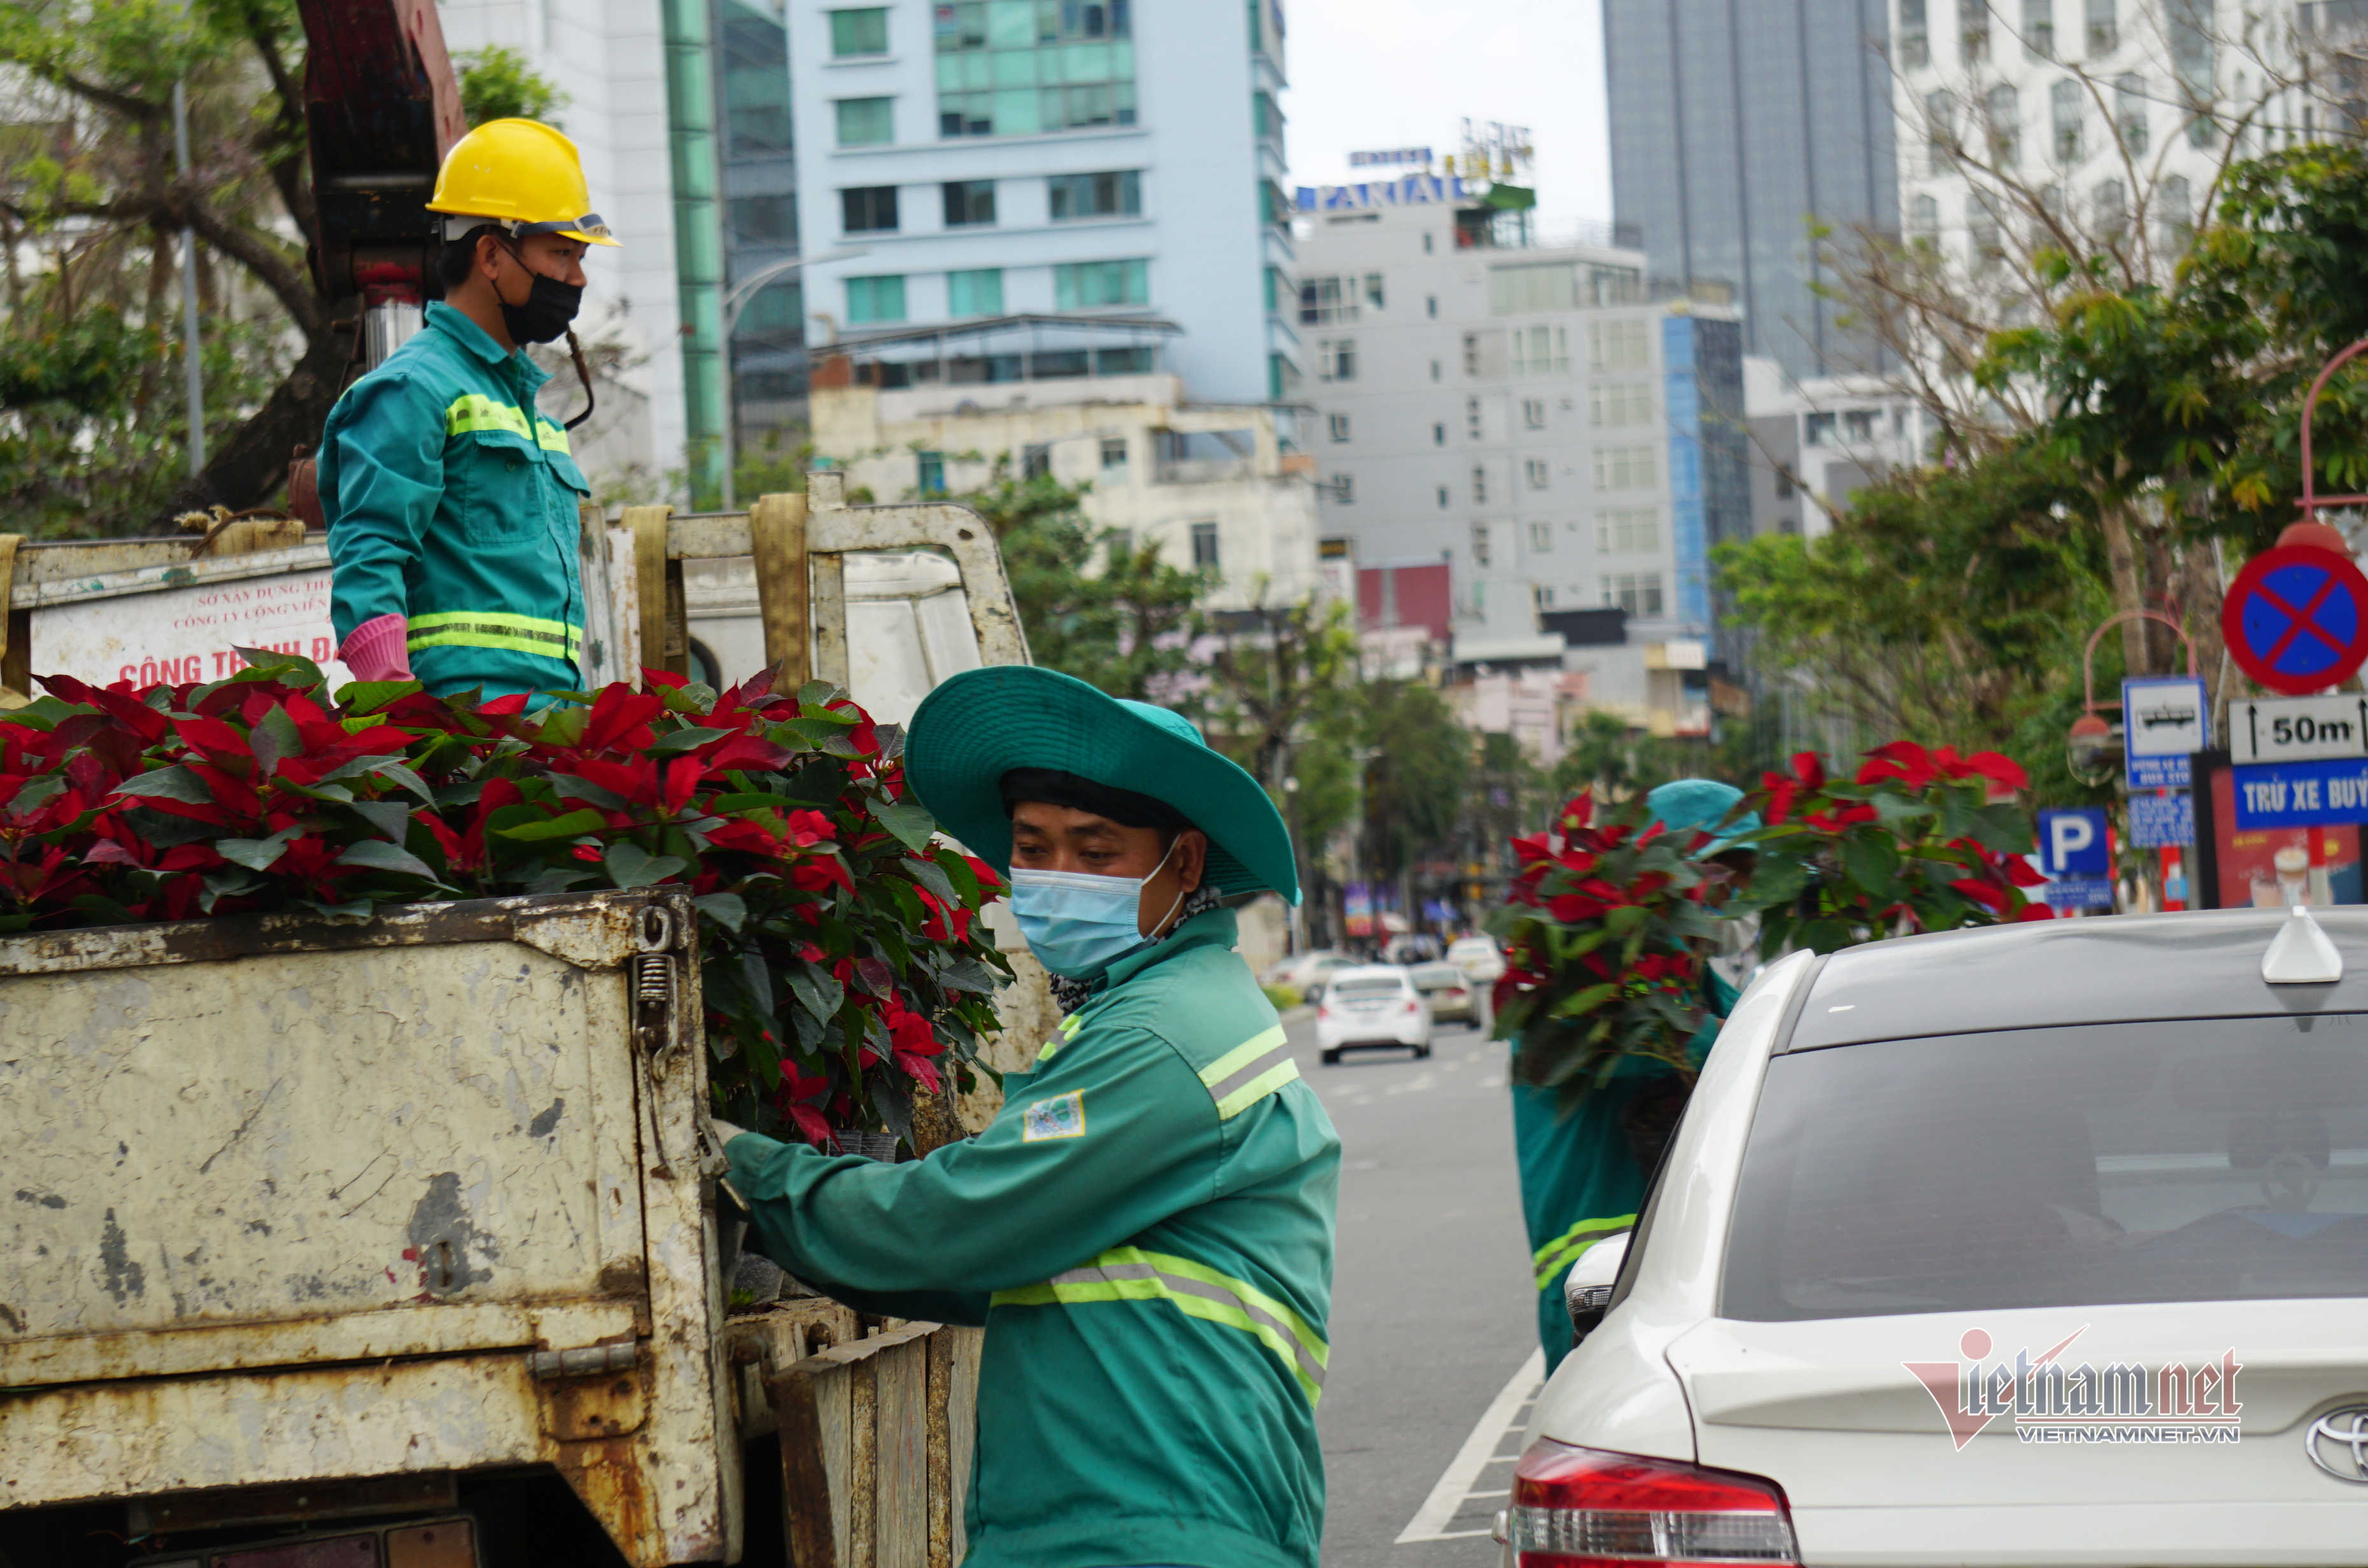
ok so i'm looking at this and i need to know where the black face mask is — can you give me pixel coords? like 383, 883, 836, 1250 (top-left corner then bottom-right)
496, 257, 583, 345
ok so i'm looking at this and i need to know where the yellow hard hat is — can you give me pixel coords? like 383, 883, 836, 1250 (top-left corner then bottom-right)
427, 118, 621, 246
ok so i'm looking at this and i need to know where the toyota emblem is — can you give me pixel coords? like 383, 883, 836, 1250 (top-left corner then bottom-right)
2306, 1408, 2368, 1482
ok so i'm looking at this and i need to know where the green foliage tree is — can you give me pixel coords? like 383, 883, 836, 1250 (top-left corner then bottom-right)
455, 45, 569, 128
954, 464, 1204, 701
1357, 678, 1470, 885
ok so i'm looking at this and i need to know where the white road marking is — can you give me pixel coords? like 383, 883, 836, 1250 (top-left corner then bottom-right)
1395, 1347, 1545, 1544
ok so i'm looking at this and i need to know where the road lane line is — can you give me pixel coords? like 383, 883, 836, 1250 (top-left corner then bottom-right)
1393, 1346, 1544, 1544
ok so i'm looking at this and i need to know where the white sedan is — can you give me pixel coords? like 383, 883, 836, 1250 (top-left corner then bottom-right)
1447, 934, 1506, 984
1503, 906, 2368, 1567
1314, 965, 1433, 1064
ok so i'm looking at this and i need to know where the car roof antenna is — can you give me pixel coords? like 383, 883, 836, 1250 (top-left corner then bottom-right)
2263, 902, 2344, 985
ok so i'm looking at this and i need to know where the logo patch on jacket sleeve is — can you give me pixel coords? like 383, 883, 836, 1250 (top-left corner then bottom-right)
1022, 1091, 1087, 1142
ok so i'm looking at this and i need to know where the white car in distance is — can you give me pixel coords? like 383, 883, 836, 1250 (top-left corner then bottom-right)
1446, 934, 1506, 985
1500, 907, 2368, 1567
1314, 965, 1433, 1065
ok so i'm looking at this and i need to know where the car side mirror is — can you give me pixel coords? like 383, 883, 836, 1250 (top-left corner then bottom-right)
1563, 1229, 1631, 1344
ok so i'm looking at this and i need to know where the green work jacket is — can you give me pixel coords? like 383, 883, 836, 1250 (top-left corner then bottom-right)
1512, 967, 1739, 1371
726, 907, 1341, 1568
321, 302, 591, 699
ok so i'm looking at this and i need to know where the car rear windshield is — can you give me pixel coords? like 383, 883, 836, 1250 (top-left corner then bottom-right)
1332, 977, 1406, 998
1723, 1017, 2368, 1321
1411, 967, 1465, 988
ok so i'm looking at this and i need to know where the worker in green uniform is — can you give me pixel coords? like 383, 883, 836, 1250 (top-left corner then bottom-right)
321, 118, 617, 699
1512, 778, 1757, 1371
715, 665, 1339, 1568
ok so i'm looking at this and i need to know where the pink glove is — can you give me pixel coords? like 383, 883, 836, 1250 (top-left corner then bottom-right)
339, 613, 414, 682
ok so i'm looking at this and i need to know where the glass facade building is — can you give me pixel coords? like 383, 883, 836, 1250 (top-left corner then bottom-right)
1603, 0, 1898, 381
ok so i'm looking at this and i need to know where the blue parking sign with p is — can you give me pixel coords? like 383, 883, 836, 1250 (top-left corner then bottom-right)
2039, 808, 2110, 876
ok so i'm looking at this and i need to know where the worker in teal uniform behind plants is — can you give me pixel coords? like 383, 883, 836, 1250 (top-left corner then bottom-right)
714, 665, 1341, 1568
1511, 778, 1758, 1371
321, 118, 613, 700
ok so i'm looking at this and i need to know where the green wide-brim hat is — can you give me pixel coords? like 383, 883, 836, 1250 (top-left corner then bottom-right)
906, 665, 1300, 905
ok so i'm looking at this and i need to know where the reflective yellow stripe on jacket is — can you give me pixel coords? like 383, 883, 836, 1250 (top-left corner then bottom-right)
408, 610, 584, 659
1198, 1025, 1297, 1119
990, 1244, 1330, 1403
444, 393, 572, 454
1532, 1213, 1635, 1291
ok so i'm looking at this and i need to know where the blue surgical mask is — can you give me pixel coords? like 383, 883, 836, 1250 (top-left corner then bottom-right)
1008, 837, 1185, 979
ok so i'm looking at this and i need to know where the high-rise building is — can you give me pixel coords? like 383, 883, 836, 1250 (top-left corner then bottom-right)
717, 0, 808, 444
780, 0, 1297, 406
1602, 0, 1899, 382
1293, 185, 1751, 734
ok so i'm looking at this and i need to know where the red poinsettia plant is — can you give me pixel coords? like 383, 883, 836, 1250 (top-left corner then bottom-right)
1484, 790, 1724, 1110
1731, 741, 2052, 952
0, 652, 1010, 1152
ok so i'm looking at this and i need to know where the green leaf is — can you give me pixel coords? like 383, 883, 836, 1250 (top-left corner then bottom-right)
4, 773, 67, 820
899, 855, 958, 909
335, 839, 442, 881
786, 960, 844, 1023
1839, 831, 1902, 898
234, 646, 327, 689
872, 796, 936, 853
649, 727, 733, 753
249, 703, 302, 774
694, 892, 749, 933
1969, 802, 2033, 856
740, 949, 775, 1017
348, 799, 413, 843
495, 808, 609, 841
217, 827, 299, 871
334, 678, 426, 713
605, 841, 687, 887
111, 765, 212, 804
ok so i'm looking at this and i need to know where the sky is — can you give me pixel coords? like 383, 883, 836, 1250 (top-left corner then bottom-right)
1275, 0, 1614, 236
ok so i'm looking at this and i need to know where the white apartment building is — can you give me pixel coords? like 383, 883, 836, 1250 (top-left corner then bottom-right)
785, 0, 1297, 405
1290, 185, 1751, 727
1891, 0, 2359, 276
808, 347, 1321, 612
1744, 360, 1934, 538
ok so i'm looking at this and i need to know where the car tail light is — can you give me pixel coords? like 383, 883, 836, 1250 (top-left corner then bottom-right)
1502, 1441, 1797, 1567
1404, 1000, 1420, 1014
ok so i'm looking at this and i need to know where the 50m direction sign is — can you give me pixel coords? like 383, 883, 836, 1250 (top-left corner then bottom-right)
2232, 694, 2368, 764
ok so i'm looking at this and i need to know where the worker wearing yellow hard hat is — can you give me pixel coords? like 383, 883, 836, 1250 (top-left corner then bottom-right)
320, 118, 621, 699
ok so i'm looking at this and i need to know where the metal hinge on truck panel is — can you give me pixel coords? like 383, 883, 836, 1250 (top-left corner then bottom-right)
635, 901, 686, 1179
530, 1341, 642, 1380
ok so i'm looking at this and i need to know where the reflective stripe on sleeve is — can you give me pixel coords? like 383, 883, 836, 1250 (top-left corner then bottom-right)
408, 610, 584, 659
1198, 1024, 1298, 1119
1532, 1214, 1636, 1291
536, 421, 571, 455
1035, 1011, 1086, 1066
989, 1243, 1329, 1403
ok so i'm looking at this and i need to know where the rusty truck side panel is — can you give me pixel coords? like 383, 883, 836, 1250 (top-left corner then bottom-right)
0, 888, 733, 1566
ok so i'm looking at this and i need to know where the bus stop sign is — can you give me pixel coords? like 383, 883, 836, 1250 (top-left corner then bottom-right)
2224, 543, 2368, 696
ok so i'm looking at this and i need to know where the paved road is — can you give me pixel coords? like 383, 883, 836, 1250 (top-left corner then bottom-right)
1283, 1009, 1542, 1567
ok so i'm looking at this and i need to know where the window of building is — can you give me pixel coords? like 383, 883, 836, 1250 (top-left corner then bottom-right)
1527, 520, 1553, 552
1533, 583, 1556, 610
1426, 295, 1439, 318
1328, 412, 1351, 442
845, 273, 906, 323
1908, 193, 1940, 241
1591, 445, 1655, 491
1843, 409, 1878, 441
1523, 398, 1547, 429
1107, 527, 1133, 560
1470, 465, 1490, 504
1423, 230, 1435, 254
1490, 262, 1579, 314
1804, 410, 1836, 445
1466, 396, 1483, 440
1970, 190, 2006, 271
1099, 346, 1152, 375
2051, 78, 2083, 161
1324, 475, 1351, 504
730, 193, 796, 244
1985, 83, 2020, 165
1434, 422, 1447, 445
947, 267, 1003, 316
1430, 360, 1442, 382
842, 184, 900, 233
917, 450, 945, 494
943, 179, 996, 226
1589, 383, 1653, 426
836, 96, 894, 146
1054, 258, 1149, 309
1316, 339, 1356, 382
1437, 486, 1449, 508
1253, 89, 1281, 143
2022, 0, 2054, 58
1471, 523, 1491, 568
2116, 73, 2148, 154
1462, 333, 1481, 377
2086, 0, 2117, 54
934, 0, 1136, 137
722, 3, 794, 154
1959, 0, 1989, 60
1048, 169, 1143, 220
1596, 509, 1660, 554
1191, 521, 1221, 566
1601, 572, 1664, 617
2161, 173, 2194, 249
831, 6, 889, 56
1925, 89, 1957, 174
1364, 274, 1385, 309
1299, 276, 1358, 325
1899, 0, 1929, 66
1022, 443, 1052, 480
1101, 437, 1129, 470
1525, 458, 1550, 490
1511, 324, 1570, 375
1774, 468, 1795, 500
1588, 318, 1651, 372
2094, 176, 2127, 237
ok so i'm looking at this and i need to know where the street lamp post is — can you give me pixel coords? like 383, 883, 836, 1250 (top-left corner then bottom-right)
717, 248, 866, 510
